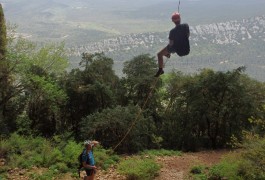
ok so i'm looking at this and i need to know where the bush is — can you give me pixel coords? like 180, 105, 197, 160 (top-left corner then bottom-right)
94, 147, 119, 170
0, 139, 10, 158
1, 133, 120, 179
80, 105, 157, 154
192, 174, 207, 180
117, 156, 160, 180
190, 165, 205, 174
237, 137, 265, 179
206, 137, 265, 180
50, 162, 69, 173
209, 159, 242, 180
62, 140, 81, 169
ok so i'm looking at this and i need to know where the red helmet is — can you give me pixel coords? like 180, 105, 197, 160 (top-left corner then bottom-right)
171, 12, 181, 23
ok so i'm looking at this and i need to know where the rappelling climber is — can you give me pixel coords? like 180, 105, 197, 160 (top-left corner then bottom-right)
155, 12, 190, 77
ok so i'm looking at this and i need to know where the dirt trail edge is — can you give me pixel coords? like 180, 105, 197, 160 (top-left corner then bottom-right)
155, 150, 229, 180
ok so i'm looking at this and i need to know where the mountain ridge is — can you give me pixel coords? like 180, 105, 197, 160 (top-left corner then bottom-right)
68, 15, 265, 55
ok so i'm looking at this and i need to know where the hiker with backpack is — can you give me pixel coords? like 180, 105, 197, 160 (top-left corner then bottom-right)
155, 12, 190, 77
79, 140, 99, 180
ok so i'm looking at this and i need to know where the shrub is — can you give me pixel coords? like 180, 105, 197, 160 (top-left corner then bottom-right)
40, 140, 64, 167
42, 147, 63, 167
0, 139, 10, 158
1, 134, 120, 178
80, 105, 157, 154
189, 164, 208, 180
62, 140, 81, 169
190, 165, 205, 174
208, 154, 242, 180
193, 174, 207, 180
0, 173, 8, 180
50, 162, 69, 173
117, 156, 160, 180
5, 133, 29, 155
94, 147, 119, 170
207, 137, 265, 180
237, 137, 265, 179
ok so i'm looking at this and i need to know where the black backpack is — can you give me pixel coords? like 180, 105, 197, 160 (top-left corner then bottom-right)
78, 152, 83, 177
77, 150, 92, 177
172, 23, 190, 57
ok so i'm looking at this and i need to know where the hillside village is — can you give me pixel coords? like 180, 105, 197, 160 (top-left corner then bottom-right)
68, 15, 265, 56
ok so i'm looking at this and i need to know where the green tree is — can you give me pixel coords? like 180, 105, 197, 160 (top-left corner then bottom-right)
0, 4, 11, 135
239, 75, 265, 136
80, 105, 157, 153
20, 44, 69, 136
25, 75, 67, 136
4, 35, 69, 136
63, 53, 119, 138
122, 54, 160, 108
161, 68, 265, 150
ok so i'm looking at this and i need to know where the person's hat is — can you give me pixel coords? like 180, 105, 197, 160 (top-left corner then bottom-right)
84, 140, 99, 146
84, 140, 93, 146
171, 12, 181, 23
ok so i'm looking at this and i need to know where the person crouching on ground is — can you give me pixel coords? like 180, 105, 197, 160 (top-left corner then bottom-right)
82, 140, 99, 180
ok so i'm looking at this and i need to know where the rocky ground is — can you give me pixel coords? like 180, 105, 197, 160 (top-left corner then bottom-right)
155, 150, 229, 180
2, 150, 229, 180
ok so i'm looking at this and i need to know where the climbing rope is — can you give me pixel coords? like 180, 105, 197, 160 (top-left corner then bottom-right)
113, 0, 184, 151
178, 0, 181, 13
113, 59, 170, 152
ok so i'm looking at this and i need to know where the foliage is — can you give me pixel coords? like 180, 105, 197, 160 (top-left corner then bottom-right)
190, 165, 206, 175
117, 156, 160, 180
94, 147, 120, 170
63, 52, 119, 138
1, 134, 63, 169
190, 165, 208, 180
2, 6, 265, 178
160, 68, 265, 151
208, 156, 242, 180
122, 54, 161, 108
237, 137, 265, 179
81, 105, 157, 153
0, 3, 11, 136
0, 133, 120, 178
206, 137, 265, 180
1, 28, 69, 136
1, 24, 265, 157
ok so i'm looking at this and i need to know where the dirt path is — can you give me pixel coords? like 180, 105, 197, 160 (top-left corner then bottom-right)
4, 150, 229, 180
155, 150, 229, 180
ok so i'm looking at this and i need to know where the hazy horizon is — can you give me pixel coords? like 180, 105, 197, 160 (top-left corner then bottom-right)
2, 0, 265, 35
1, 0, 265, 81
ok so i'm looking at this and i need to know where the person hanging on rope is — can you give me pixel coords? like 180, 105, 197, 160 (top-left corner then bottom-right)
155, 12, 190, 77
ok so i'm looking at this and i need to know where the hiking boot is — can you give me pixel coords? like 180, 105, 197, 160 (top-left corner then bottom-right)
154, 69, 164, 77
